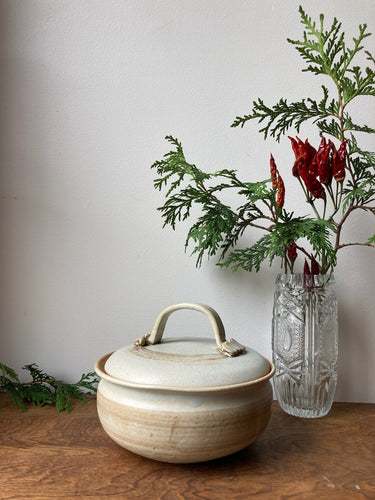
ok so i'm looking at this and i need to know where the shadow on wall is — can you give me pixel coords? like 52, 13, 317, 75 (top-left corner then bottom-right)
0, 3, 76, 369
336, 293, 373, 403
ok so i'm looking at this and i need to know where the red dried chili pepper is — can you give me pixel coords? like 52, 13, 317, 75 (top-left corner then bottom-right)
298, 166, 326, 199
310, 255, 320, 275
289, 136, 326, 199
289, 136, 305, 177
310, 176, 326, 199
304, 139, 317, 173
287, 241, 297, 260
270, 154, 278, 189
338, 139, 349, 162
276, 172, 285, 207
289, 136, 317, 178
303, 259, 311, 275
316, 136, 332, 185
331, 142, 346, 182
289, 136, 299, 156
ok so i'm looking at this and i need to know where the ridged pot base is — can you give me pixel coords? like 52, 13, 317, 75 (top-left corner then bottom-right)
96, 381, 273, 463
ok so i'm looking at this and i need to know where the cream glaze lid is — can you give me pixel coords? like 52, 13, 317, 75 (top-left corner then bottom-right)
102, 303, 273, 390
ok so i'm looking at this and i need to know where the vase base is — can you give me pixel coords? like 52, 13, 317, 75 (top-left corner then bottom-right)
278, 401, 332, 418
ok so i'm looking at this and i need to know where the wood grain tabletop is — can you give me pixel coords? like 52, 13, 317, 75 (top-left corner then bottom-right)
0, 394, 374, 499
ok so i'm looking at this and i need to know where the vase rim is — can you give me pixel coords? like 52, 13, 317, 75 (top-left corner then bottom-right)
275, 273, 335, 287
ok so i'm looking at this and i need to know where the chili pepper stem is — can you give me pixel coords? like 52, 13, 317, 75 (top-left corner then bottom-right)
297, 177, 322, 219
323, 197, 327, 220
326, 184, 337, 210
336, 181, 344, 209
297, 176, 309, 199
289, 259, 295, 274
284, 255, 294, 274
307, 199, 321, 220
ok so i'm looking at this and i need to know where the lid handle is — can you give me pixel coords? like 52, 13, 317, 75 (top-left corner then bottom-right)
134, 303, 246, 357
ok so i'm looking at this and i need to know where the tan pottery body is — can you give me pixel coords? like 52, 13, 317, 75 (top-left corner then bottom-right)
95, 303, 274, 463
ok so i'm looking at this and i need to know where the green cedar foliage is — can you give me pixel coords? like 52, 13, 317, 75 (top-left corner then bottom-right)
0, 362, 98, 412
232, 7, 375, 139
152, 7, 375, 274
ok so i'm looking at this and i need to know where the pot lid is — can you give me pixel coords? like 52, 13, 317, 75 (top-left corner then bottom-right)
102, 303, 273, 390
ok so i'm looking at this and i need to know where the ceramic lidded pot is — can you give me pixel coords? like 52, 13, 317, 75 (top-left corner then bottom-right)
95, 303, 274, 463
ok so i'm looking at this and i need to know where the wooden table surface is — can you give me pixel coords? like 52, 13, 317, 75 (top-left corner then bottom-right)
0, 394, 374, 500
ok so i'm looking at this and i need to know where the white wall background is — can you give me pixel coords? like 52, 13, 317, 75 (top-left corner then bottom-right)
0, 0, 374, 402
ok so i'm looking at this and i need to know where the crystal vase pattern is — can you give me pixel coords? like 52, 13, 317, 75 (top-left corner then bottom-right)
272, 274, 338, 418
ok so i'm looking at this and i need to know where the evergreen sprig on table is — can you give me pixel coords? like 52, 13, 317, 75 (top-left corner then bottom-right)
0, 362, 98, 412
152, 6, 375, 275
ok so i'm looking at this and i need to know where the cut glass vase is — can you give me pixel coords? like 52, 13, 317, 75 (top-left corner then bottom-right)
272, 274, 338, 418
